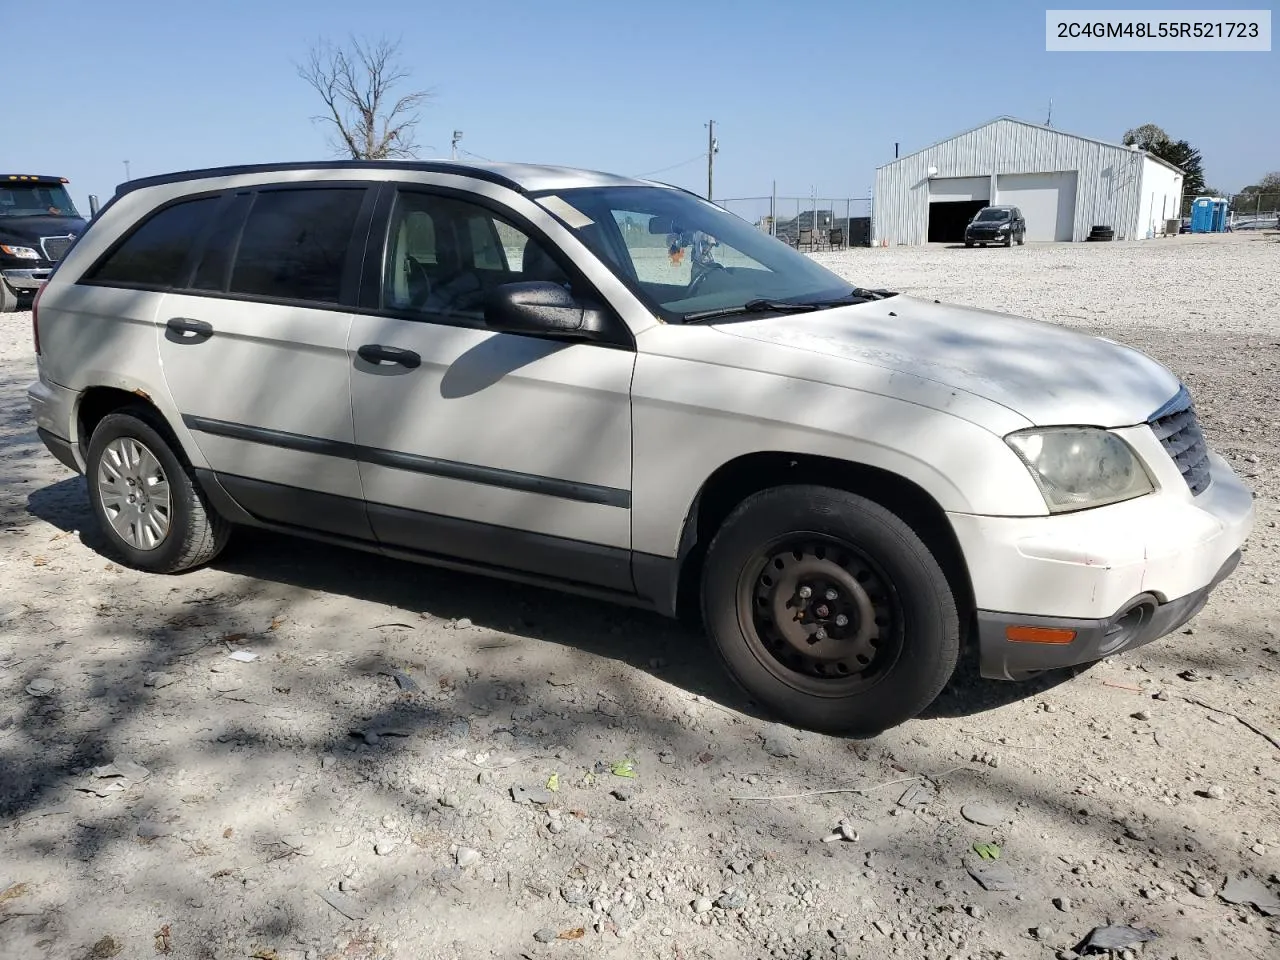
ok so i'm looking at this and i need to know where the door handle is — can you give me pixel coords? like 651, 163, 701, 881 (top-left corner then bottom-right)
357, 344, 421, 369
165, 317, 214, 338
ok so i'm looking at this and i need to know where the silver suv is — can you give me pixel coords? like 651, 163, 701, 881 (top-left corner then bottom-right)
27, 160, 1253, 735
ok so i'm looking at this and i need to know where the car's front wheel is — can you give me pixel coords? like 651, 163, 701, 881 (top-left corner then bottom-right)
700, 485, 960, 736
0, 280, 19, 314
86, 407, 230, 573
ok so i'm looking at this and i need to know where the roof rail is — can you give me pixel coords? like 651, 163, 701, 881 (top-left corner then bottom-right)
115, 159, 526, 196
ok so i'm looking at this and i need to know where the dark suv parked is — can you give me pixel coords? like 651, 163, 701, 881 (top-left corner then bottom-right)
0, 175, 86, 312
964, 206, 1025, 247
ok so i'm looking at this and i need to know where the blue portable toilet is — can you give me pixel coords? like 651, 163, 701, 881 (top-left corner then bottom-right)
1210, 198, 1228, 232
1190, 197, 1215, 233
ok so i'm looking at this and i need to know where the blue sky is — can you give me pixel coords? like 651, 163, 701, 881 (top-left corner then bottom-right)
8, 0, 1276, 212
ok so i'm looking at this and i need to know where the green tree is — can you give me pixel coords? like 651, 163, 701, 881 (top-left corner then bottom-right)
1122, 124, 1169, 151
1160, 140, 1206, 195
1122, 124, 1206, 195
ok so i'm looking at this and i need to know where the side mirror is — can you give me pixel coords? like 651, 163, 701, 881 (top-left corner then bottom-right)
483, 281, 610, 341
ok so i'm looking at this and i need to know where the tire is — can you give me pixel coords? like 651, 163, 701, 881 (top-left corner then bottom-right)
964, 241, 973, 248
1016, 232, 1024, 246
0, 280, 18, 314
700, 485, 960, 736
1005, 232, 1013, 247
85, 406, 230, 573
979, 242, 986, 248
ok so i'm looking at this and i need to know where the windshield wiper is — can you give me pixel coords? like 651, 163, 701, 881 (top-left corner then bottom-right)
682, 289, 897, 323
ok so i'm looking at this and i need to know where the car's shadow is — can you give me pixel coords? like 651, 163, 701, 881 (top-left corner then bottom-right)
26, 476, 1077, 731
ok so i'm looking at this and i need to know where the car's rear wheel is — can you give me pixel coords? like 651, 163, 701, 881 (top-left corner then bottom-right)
700, 485, 960, 736
86, 407, 230, 573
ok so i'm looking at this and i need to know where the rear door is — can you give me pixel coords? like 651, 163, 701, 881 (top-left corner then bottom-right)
346, 183, 636, 591
157, 182, 377, 540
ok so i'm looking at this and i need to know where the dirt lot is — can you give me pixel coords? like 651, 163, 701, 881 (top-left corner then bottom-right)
2, 233, 1278, 960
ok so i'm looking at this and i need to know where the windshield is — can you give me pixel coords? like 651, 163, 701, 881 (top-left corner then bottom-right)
0, 183, 80, 218
975, 208, 1010, 222
536, 185, 858, 322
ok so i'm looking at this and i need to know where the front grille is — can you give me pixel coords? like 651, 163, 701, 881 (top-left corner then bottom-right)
40, 236, 74, 261
1149, 392, 1211, 496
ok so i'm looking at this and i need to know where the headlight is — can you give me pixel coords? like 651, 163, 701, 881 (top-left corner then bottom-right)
0, 244, 40, 260
998, 224, 1011, 231
1006, 427, 1154, 512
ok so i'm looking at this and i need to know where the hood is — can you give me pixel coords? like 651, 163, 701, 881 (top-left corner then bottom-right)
711, 295, 1182, 429
967, 219, 1007, 229
0, 214, 87, 244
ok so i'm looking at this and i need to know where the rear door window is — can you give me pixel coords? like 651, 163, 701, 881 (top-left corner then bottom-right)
189, 193, 253, 292
84, 196, 220, 288
228, 187, 366, 304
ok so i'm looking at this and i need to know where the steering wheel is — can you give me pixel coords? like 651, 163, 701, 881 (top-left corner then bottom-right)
685, 262, 726, 298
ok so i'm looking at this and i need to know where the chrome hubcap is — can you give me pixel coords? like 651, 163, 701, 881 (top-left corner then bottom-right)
97, 438, 171, 550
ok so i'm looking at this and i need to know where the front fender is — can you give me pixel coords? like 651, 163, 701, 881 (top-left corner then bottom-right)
631, 351, 1048, 559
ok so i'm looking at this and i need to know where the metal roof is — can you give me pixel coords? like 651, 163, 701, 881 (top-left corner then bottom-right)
876, 116, 1186, 175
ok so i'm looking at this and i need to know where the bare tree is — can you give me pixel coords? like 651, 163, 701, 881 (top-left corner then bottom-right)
298, 36, 433, 160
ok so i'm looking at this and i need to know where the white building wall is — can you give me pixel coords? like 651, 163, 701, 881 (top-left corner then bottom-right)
873, 118, 1176, 245
1136, 156, 1185, 238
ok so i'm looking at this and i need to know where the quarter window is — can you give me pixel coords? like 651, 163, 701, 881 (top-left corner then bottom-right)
228, 188, 365, 303
85, 196, 220, 288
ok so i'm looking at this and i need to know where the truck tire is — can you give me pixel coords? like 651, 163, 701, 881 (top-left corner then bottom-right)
86, 406, 230, 573
700, 485, 960, 736
0, 280, 18, 314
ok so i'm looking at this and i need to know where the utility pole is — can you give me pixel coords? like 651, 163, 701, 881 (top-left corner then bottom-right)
1046, 99, 1053, 127
451, 130, 463, 160
706, 120, 717, 201
123, 160, 131, 181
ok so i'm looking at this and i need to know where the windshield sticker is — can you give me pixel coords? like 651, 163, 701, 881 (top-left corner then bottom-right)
537, 195, 595, 229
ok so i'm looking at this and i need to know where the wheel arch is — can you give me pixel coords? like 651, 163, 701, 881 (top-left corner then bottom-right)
76, 385, 179, 463
664, 451, 975, 639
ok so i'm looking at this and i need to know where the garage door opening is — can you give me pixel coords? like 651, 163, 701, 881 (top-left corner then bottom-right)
928, 200, 986, 243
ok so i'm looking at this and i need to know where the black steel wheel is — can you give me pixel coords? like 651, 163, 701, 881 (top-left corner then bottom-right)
701, 485, 960, 736
738, 535, 903, 695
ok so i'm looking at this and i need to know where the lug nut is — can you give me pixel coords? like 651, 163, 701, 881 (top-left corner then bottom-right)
835, 614, 849, 627
814, 627, 827, 641
798, 586, 812, 599
825, 588, 838, 601
814, 604, 829, 618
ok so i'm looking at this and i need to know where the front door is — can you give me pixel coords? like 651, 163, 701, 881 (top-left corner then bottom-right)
346, 184, 636, 592
158, 183, 376, 540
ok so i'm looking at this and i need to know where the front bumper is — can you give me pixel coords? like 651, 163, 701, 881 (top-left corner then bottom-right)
965, 232, 1010, 243
977, 549, 1240, 679
950, 448, 1255, 679
1, 267, 51, 292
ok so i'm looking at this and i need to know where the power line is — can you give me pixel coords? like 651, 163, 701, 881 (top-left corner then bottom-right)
458, 147, 495, 163
631, 154, 706, 179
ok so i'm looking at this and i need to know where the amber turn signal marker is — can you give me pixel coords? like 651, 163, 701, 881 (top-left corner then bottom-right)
1005, 625, 1077, 644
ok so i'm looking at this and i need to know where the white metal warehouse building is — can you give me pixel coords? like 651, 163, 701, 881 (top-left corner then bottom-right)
872, 117, 1184, 246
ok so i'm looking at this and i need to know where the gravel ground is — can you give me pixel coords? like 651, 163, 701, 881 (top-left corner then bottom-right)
2, 233, 1278, 960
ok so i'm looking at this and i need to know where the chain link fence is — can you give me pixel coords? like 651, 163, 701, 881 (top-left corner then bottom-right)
715, 195, 873, 248
1223, 192, 1280, 230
